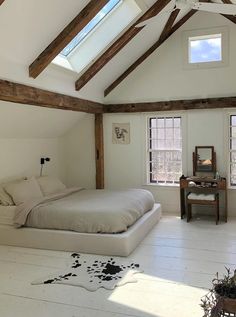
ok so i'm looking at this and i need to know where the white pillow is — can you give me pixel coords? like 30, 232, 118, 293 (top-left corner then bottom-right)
0, 186, 14, 206
37, 176, 66, 196
4, 177, 43, 205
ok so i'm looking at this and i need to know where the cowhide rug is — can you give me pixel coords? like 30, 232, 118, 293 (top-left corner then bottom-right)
32, 253, 142, 291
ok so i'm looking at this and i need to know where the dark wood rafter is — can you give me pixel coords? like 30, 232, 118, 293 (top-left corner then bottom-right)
95, 113, 104, 189
0, 79, 103, 113
159, 9, 181, 42
104, 9, 196, 97
218, 0, 236, 23
29, 0, 110, 78
75, 0, 173, 91
0, 0, 5, 5
104, 96, 236, 113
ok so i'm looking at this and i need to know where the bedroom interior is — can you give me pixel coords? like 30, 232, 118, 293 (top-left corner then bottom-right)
1, 0, 236, 316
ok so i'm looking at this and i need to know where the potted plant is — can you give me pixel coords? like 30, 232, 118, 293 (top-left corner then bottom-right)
201, 268, 236, 317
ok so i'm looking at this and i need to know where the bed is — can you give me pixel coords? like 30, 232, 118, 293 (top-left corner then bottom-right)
0, 177, 162, 256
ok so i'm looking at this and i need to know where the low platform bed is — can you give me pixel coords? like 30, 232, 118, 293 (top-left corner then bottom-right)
0, 203, 161, 256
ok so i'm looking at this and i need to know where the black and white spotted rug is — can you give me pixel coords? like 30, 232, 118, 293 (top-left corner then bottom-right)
32, 253, 142, 291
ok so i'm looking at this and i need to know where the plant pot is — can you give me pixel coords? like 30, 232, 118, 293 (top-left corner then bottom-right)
221, 297, 236, 313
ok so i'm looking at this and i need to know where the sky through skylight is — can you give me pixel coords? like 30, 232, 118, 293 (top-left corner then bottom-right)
60, 0, 121, 57
189, 34, 222, 63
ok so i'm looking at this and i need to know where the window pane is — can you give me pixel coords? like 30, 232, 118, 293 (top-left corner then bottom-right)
174, 128, 181, 139
165, 118, 173, 128
230, 152, 236, 162
231, 115, 236, 126
230, 139, 236, 150
174, 118, 181, 128
231, 127, 236, 138
166, 128, 173, 140
60, 0, 121, 56
157, 118, 164, 128
189, 34, 222, 64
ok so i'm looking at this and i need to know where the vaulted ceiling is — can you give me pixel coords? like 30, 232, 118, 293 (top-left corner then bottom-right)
0, 0, 235, 104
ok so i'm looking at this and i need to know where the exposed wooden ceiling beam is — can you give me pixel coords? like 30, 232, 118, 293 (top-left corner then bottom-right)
29, 0, 110, 79
218, 0, 236, 24
75, 0, 172, 91
222, 0, 232, 3
104, 96, 236, 113
95, 114, 104, 189
0, 79, 103, 113
222, 14, 236, 24
0, 0, 5, 5
159, 9, 181, 42
104, 10, 196, 97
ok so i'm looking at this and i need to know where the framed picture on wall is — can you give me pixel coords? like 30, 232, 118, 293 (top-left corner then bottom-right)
112, 123, 130, 144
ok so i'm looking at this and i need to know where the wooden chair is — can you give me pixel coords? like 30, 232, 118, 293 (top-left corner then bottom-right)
186, 193, 220, 225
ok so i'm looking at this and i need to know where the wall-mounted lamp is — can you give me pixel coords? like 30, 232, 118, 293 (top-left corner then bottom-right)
40, 157, 51, 176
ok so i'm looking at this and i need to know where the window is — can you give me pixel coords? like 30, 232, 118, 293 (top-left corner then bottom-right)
147, 116, 182, 185
60, 0, 121, 57
183, 27, 228, 69
189, 34, 222, 64
229, 115, 236, 187
52, 0, 142, 73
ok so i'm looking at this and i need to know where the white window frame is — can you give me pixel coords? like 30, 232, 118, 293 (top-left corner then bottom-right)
182, 26, 229, 70
227, 112, 236, 189
145, 114, 185, 187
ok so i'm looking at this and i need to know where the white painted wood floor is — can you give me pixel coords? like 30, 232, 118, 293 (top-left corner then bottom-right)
1, 215, 236, 317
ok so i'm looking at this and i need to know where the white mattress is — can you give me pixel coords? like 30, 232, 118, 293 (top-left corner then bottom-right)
0, 206, 16, 225
0, 203, 161, 256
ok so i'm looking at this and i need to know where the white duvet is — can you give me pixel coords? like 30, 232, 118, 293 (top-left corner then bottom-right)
14, 188, 155, 233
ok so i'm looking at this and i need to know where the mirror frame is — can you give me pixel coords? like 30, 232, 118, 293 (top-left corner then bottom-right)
193, 146, 216, 175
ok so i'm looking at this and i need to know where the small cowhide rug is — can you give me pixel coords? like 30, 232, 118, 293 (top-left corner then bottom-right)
32, 253, 142, 291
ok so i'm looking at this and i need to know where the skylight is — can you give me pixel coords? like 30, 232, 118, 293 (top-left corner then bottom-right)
189, 34, 222, 64
60, 0, 121, 57
52, 0, 142, 74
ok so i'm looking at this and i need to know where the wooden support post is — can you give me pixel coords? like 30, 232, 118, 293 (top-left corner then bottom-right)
95, 113, 104, 189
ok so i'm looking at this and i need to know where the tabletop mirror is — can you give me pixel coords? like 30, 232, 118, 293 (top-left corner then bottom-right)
193, 146, 216, 175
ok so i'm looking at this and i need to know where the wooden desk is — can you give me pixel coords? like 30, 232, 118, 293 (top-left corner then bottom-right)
180, 176, 227, 222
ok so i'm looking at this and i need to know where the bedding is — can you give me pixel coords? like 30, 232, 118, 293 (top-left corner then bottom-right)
4, 177, 43, 205
0, 205, 16, 225
14, 188, 155, 234
37, 176, 66, 196
0, 186, 14, 206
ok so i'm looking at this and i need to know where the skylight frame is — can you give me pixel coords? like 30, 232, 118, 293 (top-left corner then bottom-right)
60, 0, 122, 57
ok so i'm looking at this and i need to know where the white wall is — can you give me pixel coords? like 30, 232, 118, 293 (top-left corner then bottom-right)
0, 138, 65, 183
0, 101, 83, 184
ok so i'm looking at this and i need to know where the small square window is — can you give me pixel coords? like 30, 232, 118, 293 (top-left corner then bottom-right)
189, 34, 222, 64
183, 27, 228, 70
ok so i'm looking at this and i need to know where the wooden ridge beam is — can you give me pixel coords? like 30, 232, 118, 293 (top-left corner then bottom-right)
75, 0, 173, 91
29, 0, 109, 79
0, 79, 103, 113
104, 96, 236, 113
104, 9, 196, 97
95, 114, 104, 189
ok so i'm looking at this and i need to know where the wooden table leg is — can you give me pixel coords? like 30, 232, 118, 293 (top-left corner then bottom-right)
180, 188, 185, 219
225, 188, 228, 223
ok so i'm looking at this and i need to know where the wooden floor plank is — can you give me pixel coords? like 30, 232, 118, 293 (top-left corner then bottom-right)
1, 216, 236, 317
